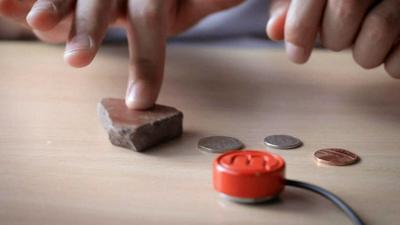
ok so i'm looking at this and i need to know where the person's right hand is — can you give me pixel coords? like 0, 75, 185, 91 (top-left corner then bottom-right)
0, 0, 244, 109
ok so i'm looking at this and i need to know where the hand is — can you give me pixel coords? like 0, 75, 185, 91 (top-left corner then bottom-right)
266, 0, 400, 78
0, 0, 244, 109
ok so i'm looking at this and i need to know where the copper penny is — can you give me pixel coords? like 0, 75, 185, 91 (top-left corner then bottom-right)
314, 148, 359, 166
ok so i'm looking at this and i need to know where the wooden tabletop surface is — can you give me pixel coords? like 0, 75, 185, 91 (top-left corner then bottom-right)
0, 41, 399, 225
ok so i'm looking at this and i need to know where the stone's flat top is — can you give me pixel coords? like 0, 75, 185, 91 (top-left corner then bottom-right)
1, 43, 400, 225
99, 98, 183, 128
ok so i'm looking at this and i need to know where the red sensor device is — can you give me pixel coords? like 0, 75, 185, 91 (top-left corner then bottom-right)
213, 150, 286, 203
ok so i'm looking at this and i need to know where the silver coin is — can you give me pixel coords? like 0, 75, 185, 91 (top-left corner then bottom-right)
264, 135, 303, 149
198, 136, 244, 153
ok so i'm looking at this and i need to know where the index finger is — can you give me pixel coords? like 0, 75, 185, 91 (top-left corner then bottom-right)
125, 0, 167, 109
285, 0, 326, 63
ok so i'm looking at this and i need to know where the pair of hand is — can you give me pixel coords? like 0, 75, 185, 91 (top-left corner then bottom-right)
0, 0, 399, 110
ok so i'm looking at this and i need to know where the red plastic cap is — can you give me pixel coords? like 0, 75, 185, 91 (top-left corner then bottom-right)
213, 150, 286, 200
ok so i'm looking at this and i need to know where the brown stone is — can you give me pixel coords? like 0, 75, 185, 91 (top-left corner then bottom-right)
97, 98, 183, 152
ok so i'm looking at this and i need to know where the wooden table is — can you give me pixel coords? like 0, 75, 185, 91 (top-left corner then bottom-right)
0, 42, 399, 225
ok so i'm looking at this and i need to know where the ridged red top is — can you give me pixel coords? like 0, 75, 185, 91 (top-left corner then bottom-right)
213, 150, 285, 199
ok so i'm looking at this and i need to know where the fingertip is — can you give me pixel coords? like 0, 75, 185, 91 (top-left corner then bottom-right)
64, 50, 95, 68
352, 49, 381, 70
384, 61, 400, 79
125, 81, 158, 110
125, 93, 156, 110
267, 0, 289, 41
266, 15, 285, 41
64, 34, 96, 67
26, 2, 58, 31
125, 97, 155, 110
285, 42, 311, 64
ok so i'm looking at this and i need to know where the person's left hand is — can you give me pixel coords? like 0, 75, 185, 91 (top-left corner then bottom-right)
266, 0, 400, 78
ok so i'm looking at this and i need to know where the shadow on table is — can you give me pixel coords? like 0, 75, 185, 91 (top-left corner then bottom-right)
143, 129, 203, 158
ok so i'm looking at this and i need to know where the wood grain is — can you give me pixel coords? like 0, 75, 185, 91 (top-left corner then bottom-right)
0, 41, 399, 225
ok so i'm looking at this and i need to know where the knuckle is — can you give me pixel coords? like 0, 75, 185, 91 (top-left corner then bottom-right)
332, 0, 360, 19
321, 0, 362, 51
134, 3, 163, 24
76, 16, 90, 28
142, 9, 159, 22
331, 0, 360, 19
366, 11, 395, 39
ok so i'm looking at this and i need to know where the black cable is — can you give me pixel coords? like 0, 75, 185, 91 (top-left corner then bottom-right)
285, 179, 365, 225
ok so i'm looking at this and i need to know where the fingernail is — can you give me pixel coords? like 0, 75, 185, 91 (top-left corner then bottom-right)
126, 81, 154, 110
126, 80, 137, 103
65, 34, 94, 56
286, 42, 308, 64
27, 2, 56, 18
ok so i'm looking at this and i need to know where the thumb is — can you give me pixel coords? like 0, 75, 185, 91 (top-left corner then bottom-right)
266, 0, 290, 41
